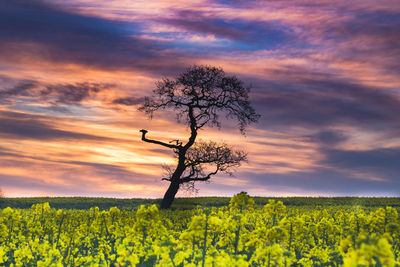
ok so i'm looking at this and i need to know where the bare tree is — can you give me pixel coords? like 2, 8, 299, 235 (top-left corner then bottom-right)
139, 65, 260, 209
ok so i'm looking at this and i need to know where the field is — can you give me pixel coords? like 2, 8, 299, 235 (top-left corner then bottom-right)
1, 194, 399, 266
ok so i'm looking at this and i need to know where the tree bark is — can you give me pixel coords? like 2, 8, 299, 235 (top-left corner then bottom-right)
160, 180, 180, 209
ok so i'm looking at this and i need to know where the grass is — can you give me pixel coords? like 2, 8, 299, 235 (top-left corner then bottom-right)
1, 196, 399, 210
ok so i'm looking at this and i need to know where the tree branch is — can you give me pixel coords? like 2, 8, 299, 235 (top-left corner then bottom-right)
183, 106, 197, 150
140, 129, 181, 149
180, 169, 219, 183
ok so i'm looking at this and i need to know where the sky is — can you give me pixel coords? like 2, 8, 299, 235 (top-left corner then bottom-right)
1, 0, 400, 198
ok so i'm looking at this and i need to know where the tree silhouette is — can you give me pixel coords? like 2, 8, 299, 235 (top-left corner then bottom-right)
139, 65, 260, 209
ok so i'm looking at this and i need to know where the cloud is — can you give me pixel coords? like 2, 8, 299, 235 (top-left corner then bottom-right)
238, 147, 400, 196
0, 174, 83, 195
112, 96, 145, 106
41, 83, 111, 103
322, 147, 400, 173
306, 130, 348, 146
239, 167, 400, 196
0, 150, 166, 197
0, 110, 111, 141
328, 10, 400, 74
251, 74, 400, 132
1, 80, 110, 104
0, 0, 189, 74
0, 80, 37, 97
159, 9, 294, 49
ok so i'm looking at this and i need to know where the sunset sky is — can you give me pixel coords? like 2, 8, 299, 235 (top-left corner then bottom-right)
1, 0, 400, 198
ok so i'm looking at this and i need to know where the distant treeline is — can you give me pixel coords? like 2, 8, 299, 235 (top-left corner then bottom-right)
1, 196, 399, 210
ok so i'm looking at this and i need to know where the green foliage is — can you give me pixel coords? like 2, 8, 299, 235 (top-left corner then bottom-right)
1, 196, 399, 266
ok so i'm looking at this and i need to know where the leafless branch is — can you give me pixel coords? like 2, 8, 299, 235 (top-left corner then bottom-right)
139, 129, 181, 149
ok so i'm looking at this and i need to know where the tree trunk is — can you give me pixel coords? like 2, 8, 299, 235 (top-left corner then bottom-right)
160, 180, 180, 209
